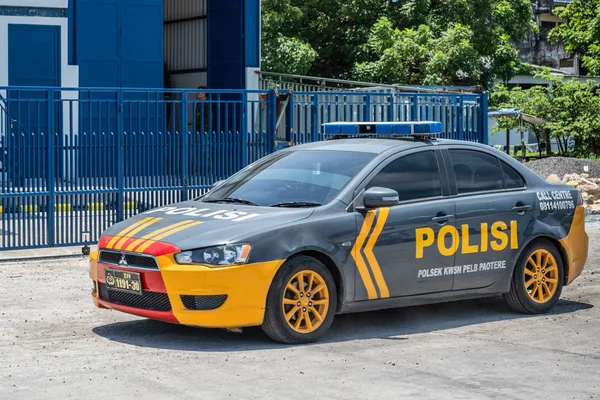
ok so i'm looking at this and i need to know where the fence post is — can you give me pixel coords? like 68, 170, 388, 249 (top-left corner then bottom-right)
268, 90, 277, 154
411, 94, 418, 121
481, 92, 489, 144
116, 89, 124, 222
181, 92, 189, 200
241, 90, 249, 167
47, 88, 55, 246
285, 92, 294, 142
387, 94, 395, 122
457, 96, 464, 141
311, 94, 319, 142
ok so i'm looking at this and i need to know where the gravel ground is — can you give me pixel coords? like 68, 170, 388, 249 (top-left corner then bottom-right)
1, 227, 600, 399
524, 156, 600, 179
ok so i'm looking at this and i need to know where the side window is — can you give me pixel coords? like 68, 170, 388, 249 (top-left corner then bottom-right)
366, 150, 441, 202
500, 160, 526, 189
449, 149, 503, 194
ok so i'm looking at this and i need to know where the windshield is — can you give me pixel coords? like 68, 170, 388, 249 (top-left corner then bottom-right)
202, 150, 375, 207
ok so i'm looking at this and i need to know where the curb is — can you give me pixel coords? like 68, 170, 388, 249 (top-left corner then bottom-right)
0, 245, 96, 263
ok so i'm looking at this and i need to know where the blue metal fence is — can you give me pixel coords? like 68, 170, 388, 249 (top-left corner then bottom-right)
0, 86, 488, 250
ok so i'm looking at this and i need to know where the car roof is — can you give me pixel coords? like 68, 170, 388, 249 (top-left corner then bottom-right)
287, 137, 491, 154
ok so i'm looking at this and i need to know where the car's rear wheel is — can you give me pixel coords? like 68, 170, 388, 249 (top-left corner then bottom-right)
261, 256, 337, 344
503, 239, 564, 314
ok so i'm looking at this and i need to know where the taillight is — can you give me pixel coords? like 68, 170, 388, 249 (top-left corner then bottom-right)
577, 189, 583, 206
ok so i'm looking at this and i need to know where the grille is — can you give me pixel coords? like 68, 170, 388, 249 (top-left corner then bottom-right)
99, 283, 172, 311
181, 295, 228, 310
99, 250, 159, 270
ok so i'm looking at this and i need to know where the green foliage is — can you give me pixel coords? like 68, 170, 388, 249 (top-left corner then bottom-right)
261, 36, 318, 75
352, 0, 537, 87
489, 68, 600, 156
260, 0, 317, 74
489, 83, 551, 133
353, 20, 432, 84
539, 71, 600, 156
261, 0, 537, 86
549, 0, 600, 76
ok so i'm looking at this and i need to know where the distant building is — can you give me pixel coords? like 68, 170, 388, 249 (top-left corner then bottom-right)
516, 0, 576, 78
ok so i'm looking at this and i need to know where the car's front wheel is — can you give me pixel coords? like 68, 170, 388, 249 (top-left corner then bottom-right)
261, 256, 337, 344
503, 239, 564, 314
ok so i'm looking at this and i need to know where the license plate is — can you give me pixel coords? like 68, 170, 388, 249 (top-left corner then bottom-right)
105, 269, 142, 295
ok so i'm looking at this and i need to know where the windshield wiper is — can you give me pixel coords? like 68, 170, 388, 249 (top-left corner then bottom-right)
270, 201, 322, 208
203, 197, 258, 206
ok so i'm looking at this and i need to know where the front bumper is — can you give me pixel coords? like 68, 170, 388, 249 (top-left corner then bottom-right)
89, 249, 285, 328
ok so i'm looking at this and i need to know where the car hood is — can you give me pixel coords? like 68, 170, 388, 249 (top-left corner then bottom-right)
100, 200, 314, 252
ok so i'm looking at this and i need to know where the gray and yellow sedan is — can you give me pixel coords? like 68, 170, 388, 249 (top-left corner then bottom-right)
89, 121, 588, 344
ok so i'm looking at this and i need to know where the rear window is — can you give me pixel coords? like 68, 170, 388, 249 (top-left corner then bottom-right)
500, 160, 526, 189
449, 149, 504, 194
449, 149, 525, 193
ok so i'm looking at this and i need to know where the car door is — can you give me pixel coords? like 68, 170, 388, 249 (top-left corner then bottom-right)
442, 146, 537, 291
351, 147, 458, 301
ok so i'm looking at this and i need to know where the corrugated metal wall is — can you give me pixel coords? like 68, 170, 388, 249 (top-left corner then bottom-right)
164, 0, 207, 73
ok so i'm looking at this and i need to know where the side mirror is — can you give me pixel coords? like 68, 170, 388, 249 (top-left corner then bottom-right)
211, 180, 225, 189
363, 187, 400, 209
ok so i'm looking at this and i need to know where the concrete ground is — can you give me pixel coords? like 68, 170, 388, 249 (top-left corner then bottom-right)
1, 229, 599, 399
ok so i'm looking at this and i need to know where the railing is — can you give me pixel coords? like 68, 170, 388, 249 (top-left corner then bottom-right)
257, 71, 482, 94
0, 85, 488, 249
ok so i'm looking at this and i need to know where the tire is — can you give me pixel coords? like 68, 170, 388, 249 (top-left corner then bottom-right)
503, 239, 564, 314
261, 255, 337, 344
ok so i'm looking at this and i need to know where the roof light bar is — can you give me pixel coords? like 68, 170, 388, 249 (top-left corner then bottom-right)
322, 121, 443, 136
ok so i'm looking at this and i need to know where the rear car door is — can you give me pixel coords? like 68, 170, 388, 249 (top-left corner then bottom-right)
442, 146, 536, 291
351, 147, 457, 301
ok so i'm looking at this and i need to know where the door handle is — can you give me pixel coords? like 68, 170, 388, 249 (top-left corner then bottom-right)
432, 214, 455, 222
512, 204, 532, 212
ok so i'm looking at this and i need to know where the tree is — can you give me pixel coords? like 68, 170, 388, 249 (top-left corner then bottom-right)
261, 0, 318, 74
261, 0, 390, 78
352, 0, 537, 88
489, 69, 600, 156
261, 0, 537, 86
548, 0, 600, 76
540, 71, 600, 156
489, 83, 551, 155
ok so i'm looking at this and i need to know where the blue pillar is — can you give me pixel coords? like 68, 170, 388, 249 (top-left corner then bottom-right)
244, 0, 260, 69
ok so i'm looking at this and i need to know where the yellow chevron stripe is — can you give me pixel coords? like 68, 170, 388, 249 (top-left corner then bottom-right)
142, 220, 196, 240
364, 208, 390, 298
351, 210, 378, 299
106, 217, 155, 249
113, 217, 162, 250
124, 220, 194, 252
134, 221, 204, 253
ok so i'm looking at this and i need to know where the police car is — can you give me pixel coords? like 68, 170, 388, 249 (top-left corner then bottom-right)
89, 121, 588, 344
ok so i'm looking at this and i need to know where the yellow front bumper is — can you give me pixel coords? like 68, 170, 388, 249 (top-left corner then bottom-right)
158, 255, 285, 328
90, 249, 285, 329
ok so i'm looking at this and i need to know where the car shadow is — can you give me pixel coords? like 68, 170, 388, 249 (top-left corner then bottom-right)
92, 296, 593, 351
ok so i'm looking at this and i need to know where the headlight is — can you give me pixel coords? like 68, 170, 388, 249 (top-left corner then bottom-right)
175, 244, 252, 266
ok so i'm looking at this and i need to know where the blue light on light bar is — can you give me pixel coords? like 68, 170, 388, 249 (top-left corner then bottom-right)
322, 121, 443, 135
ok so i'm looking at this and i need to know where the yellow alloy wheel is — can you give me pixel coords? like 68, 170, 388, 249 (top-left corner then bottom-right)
524, 249, 559, 304
281, 270, 330, 334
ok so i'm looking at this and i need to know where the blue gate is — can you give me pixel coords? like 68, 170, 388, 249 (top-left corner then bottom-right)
0, 86, 488, 250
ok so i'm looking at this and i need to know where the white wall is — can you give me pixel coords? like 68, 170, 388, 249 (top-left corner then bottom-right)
0, 0, 67, 7
487, 117, 534, 147
0, 14, 79, 138
246, 67, 260, 134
